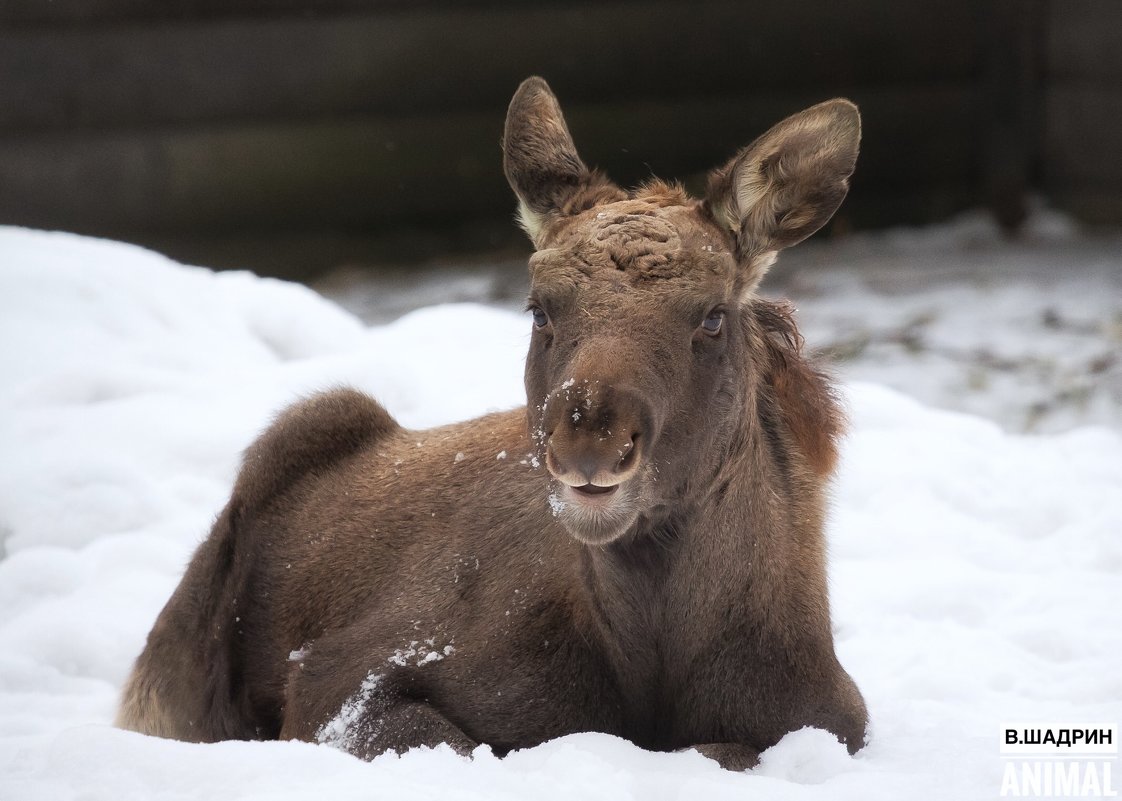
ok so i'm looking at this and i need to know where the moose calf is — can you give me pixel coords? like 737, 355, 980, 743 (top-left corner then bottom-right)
118, 77, 868, 771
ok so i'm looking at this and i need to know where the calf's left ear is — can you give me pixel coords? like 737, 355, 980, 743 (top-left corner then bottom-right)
705, 99, 860, 289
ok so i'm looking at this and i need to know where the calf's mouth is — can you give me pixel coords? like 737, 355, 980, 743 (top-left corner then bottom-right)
572, 483, 616, 497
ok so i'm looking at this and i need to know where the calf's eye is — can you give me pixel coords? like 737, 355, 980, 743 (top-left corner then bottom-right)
701, 310, 725, 336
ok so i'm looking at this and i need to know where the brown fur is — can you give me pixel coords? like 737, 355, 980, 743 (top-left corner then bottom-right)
117, 77, 867, 770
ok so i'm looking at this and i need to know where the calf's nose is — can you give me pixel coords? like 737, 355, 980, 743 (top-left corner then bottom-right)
543, 383, 649, 487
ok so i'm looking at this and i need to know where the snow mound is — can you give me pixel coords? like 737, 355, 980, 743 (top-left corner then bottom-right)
1, 227, 1119, 801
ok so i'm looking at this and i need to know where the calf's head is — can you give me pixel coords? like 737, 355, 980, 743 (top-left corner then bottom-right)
503, 77, 859, 545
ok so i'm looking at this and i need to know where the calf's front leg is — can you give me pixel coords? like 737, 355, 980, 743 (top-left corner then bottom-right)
688, 742, 761, 771
281, 642, 476, 759
299, 696, 478, 760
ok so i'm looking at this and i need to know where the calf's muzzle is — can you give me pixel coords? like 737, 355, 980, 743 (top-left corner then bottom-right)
542, 381, 652, 488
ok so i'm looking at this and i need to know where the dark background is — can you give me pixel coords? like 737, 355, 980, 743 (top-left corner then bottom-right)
1, 0, 1118, 281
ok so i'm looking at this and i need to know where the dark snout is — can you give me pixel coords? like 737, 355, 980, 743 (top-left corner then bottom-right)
543, 380, 653, 490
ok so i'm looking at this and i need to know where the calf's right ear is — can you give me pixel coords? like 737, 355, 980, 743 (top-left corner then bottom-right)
502, 77, 622, 248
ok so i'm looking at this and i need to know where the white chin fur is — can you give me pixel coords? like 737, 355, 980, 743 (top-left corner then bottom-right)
552, 481, 639, 545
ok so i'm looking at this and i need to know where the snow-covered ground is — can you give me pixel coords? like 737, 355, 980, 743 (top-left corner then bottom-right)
1, 222, 1120, 800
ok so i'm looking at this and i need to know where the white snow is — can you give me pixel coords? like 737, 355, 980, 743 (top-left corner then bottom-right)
1, 222, 1120, 800
763, 206, 1122, 433
316, 672, 384, 750
388, 641, 454, 668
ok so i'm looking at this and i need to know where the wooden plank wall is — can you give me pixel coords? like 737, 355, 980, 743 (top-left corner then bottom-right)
1042, 0, 1122, 223
0, 0, 1111, 279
